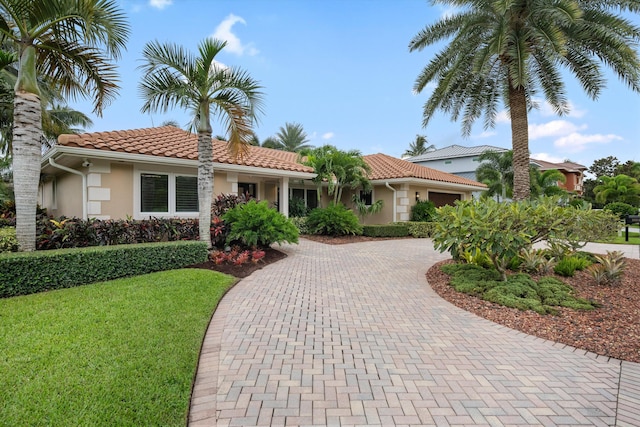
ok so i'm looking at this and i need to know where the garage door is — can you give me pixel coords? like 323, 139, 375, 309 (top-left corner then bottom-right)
428, 192, 461, 207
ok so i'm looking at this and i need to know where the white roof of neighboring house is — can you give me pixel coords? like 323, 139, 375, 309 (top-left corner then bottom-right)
406, 144, 507, 162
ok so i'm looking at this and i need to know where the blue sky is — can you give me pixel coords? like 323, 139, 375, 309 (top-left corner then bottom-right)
71, 0, 640, 170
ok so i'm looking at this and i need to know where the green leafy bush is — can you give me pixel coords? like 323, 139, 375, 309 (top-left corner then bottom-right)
433, 197, 619, 280
211, 193, 250, 217
362, 224, 409, 237
405, 221, 435, 238
223, 200, 299, 248
290, 216, 309, 235
603, 202, 637, 218
288, 197, 309, 218
0, 227, 18, 253
306, 203, 363, 236
441, 263, 595, 315
587, 251, 626, 285
553, 255, 591, 277
410, 200, 436, 222
0, 241, 208, 298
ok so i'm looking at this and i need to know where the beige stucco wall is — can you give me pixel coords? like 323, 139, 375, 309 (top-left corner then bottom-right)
100, 163, 133, 218
51, 173, 83, 218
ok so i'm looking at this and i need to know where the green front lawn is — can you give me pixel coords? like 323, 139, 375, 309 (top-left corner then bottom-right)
0, 269, 235, 426
597, 229, 640, 245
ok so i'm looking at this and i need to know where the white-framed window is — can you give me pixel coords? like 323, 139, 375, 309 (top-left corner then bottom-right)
136, 171, 198, 217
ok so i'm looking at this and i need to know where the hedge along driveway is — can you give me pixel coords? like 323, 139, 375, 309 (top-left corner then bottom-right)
0, 241, 208, 298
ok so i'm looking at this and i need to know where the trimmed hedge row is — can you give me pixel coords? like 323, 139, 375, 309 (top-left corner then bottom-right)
0, 241, 208, 298
405, 221, 436, 238
362, 224, 409, 237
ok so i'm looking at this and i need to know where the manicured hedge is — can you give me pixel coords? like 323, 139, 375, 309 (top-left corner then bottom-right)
362, 224, 409, 237
0, 241, 208, 298
405, 221, 436, 238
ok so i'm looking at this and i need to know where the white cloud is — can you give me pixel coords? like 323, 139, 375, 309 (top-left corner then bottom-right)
495, 110, 510, 124
531, 152, 566, 163
149, 0, 172, 10
322, 132, 334, 140
472, 130, 497, 139
212, 14, 259, 56
528, 120, 587, 140
536, 99, 587, 119
554, 133, 623, 152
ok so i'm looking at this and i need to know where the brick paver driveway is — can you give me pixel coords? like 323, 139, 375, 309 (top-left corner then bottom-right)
190, 238, 640, 426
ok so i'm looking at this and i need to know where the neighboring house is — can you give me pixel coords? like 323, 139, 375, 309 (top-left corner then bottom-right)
39, 126, 486, 225
407, 144, 586, 195
406, 144, 507, 181
529, 158, 587, 195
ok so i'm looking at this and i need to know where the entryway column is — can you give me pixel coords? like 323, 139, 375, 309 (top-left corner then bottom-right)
280, 177, 289, 217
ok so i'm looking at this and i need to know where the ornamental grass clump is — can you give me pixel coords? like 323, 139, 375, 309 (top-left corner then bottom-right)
587, 251, 626, 285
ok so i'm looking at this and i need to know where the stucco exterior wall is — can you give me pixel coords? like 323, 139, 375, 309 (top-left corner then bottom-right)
51, 173, 83, 218
100, 163, 133, 219
414, 155, 482, 177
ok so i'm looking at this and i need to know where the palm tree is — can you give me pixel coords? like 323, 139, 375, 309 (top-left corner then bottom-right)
301, 145, 371, 206
594, 174, 640, 206
409, 0, 640, 201
530, 168, 567, 198
476, 150, 513, 202
139, 38, 263, 248
403, 134, 435, 157
261, 136, 280, 149
274, 122, 312, 152
0, 0, 129, 251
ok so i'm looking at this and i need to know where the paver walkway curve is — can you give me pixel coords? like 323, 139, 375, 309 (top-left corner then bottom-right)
189, 238, 640, 426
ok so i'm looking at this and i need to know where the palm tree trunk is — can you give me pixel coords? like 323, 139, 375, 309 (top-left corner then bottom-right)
12, 91, 42, 252
12, 45, 43, 252
197, 130, 214, 249
509, 84, 531, 201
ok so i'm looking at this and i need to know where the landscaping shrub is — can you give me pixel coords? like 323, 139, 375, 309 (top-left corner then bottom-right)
35, 217, 201, 250
553, 255, 591, 277
410, 200, 436, 222
0, 241, 208, 298
306, 203, 363, 236
223, 200, 299, 248
290, 216, 309, 235
211, 193, 250, 217
603, 202, 637, 218
441, 263, 595, 315
362, 224, 409, 237
0, 227, 17, 253
587, 251, 626, 285
433, 197, 619, 280
405, 221, 435, 238
289, 197, 309, 218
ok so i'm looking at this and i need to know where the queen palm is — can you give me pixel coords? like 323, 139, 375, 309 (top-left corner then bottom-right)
139, 38, 263, 248
403, 134, 434, 157
274, 122, 312, 152
476, 150, 513, 201
0, 0, 129, 251
410, 0, 640, 200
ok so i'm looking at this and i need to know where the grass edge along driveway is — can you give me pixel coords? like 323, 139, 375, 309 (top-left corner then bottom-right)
0, 268, 235, 427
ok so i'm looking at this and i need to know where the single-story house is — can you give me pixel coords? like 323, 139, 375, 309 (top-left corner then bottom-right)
39, 126, 486, 224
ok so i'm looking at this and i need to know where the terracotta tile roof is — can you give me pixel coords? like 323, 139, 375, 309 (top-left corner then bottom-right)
57, 126, 314, 173
364, 153, 486, 187
530, 158, 587, 172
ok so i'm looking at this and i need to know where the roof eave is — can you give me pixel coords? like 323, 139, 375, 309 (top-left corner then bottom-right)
42, 146, 317, 179
371, 177, 486, 191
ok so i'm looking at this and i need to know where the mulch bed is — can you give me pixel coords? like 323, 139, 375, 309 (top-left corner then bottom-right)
188, 248, 288, 279
427, 258, 640, 363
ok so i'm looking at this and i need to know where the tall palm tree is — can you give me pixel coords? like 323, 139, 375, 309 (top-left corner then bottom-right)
261, 136, 280, 149
0, 0, 129, 251
410, 0, 640, 201
139, 38, 263, 248
476, 150, 513, 202
403, 134, 435, 157
274, 122, 312, 152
